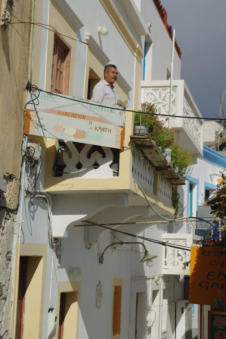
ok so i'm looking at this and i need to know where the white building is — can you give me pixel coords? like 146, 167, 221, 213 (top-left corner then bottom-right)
9, 1, 205, 338
184, 145, 226, 339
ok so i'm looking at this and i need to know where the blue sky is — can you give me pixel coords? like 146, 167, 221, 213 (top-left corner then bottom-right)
160, 0, 226, 118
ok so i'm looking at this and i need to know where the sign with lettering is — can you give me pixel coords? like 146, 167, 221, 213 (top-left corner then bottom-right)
190, 246, 226, 306
24, 92, 125, 149
208, 312, 226, 339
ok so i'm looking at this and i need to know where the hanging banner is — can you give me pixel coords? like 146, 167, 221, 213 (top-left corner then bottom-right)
24, 92, 125, 149
190, 246, 226, 307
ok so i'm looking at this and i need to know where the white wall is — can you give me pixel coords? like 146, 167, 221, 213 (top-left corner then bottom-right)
134, 0, 181, 80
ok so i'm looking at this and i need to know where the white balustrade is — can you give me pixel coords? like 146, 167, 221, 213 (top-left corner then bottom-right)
161, 233, 192, 275
132, 147, 173, 206
61, 142, 115, 178
157, 175, 172, 206
141, 80, 203, 157
132, 146, 154, 194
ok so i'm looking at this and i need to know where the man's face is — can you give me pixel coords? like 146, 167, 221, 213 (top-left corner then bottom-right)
104, 67, 118, 86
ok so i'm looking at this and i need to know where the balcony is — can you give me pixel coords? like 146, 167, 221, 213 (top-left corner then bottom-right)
141, 80, 203, 158
24, 91, 188, 237
161, 233, 192, 275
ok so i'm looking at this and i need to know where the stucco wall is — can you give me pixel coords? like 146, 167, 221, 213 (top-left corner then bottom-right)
0, 1, 32, 336
0, 1, 31, 180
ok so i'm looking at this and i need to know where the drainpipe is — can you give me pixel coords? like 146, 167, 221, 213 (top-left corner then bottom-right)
168, 29, 176, 128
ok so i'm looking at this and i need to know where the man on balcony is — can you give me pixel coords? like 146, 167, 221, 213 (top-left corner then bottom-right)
91, 64, 123, 107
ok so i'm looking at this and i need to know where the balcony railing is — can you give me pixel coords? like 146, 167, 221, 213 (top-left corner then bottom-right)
141, 80, 203, 158
161, 233, 192, 275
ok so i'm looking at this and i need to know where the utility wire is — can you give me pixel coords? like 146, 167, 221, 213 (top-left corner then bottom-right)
10, 14, 88, 45
75, 221, 191, 251
12, 17, 226, 122
139, 185, 186, 222
27, 84, 226, 121
75, 217, 215, 228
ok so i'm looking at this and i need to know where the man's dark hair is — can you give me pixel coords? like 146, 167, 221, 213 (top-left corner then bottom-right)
104, 64, 117, 73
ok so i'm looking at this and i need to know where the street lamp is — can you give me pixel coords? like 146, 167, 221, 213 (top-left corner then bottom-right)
98, 241, 157, 264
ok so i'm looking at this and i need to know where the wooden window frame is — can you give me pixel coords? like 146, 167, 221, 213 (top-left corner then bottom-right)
51, 33, 71, 95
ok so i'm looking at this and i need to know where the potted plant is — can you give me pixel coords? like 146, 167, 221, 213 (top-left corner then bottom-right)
134, 103, 193, 173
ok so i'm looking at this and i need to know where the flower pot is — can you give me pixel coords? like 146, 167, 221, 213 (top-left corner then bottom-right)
134, 125, 149, 136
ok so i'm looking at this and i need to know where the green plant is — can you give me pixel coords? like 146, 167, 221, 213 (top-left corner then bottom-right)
170, 144, 193, 172
172, 186, 184, 217
134, 103, 193, 172
207, 174, 226, 223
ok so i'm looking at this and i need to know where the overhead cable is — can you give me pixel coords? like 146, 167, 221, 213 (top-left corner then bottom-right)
27, 84, 226, 121
75, 221, 191, 251
10, 14, 88, 45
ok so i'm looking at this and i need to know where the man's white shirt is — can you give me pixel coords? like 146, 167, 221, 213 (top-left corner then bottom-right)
91, 80, 119, 106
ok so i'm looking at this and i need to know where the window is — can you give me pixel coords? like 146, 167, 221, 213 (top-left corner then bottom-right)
112, 285, 122, 337
51, 34, 71, 94
143, 40, 152, 80
87, 68, 100, 100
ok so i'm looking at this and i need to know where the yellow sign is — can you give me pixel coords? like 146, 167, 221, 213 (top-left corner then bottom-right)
190, 246, 226, 307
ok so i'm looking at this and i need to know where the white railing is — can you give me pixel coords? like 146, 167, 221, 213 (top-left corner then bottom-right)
157, 175, 173, 207
132, 146, 154, 194
132, 146, 173, 206
61, 142, 115, 179
141, 80, 203, 157
161, 233, 192, 275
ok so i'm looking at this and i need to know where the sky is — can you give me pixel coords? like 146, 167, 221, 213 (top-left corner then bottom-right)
160, 0, 226, 118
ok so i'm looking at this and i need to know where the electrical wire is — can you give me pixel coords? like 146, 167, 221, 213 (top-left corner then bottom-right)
139, 185, 217, 228
27, 84, 226, 121
10, 14, 88, 45
75, 215, 217, 251
75, 221, 191, 251
139, 185, 186, 222
25, 89, 46, 137
11, 17, 225, 121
